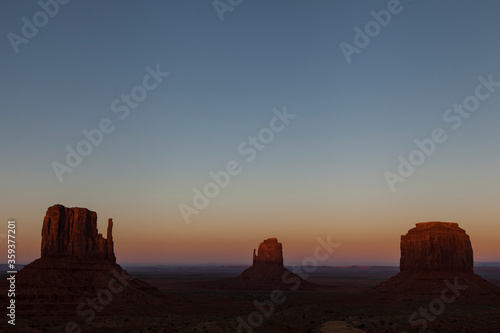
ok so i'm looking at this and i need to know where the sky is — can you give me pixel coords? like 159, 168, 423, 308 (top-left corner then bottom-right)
1, 0, 499, 266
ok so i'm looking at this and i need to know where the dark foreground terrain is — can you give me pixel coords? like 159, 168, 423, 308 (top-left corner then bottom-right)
1, 265, 499, 333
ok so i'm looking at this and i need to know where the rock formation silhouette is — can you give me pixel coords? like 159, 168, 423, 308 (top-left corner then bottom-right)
239, 238, 287, 281
41, 205, 116, 261
400, 222, 473, 272
0, 204, 166, 317
235, 238, 315, 289
252, 237, 283, 265
376, 222, 500, 300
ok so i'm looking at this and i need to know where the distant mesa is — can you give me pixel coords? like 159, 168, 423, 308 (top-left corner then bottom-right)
235, 237, 315, 289
0, 204, 166, 316
196, 237, 315, 290
253, 237, 283, 265
400, 222, 473, 272
239, 237, 285, 281
376, 222, 500, 300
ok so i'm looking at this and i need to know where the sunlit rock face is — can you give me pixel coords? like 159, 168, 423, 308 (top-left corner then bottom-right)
252, 237, 284, 266
376, 222, 500, 300
41, 204, 116, 262
400, 222, 473, 272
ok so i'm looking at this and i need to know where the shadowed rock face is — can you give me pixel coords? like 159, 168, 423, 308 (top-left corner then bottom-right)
376, 222, 500, 300
241, 238, 285, 281
41, 204, 115, 262
252, 237, 283, 265
0, 204, 166, 316
400, 222, 473, 272
230, 238, 315, 290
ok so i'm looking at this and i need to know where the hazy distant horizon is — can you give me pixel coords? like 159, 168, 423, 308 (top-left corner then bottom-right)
4, 262, 500, 269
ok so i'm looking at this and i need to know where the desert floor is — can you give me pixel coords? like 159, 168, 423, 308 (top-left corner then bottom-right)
2, 266, 500, 333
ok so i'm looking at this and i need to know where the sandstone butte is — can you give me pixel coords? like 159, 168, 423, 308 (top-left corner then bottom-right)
234, 237, 315, 290
0, 204, 166, 315
376, 221, 500, 300
400, 222, 473, 272
252, 237, 284, 265
41, 204, 116, 261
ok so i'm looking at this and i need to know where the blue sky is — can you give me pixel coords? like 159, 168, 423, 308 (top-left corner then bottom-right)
1, 1, 499, 265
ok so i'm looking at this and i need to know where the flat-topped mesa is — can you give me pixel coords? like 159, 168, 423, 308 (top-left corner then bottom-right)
252, 237, 283, 266
400, 221, 473, 272
376, 221, 500, 300
41, 204, 116, 262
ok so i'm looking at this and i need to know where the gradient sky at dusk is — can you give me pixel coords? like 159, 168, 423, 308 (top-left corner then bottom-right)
1, 1, 499, 265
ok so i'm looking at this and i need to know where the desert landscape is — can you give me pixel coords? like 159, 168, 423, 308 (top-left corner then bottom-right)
2, 1, 500, 333
1, 205, 500, 332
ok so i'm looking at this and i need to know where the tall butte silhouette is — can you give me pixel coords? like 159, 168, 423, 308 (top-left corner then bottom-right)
376, 222, 500, 300
0, 204, 167, 317
232, 237, 315, 290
